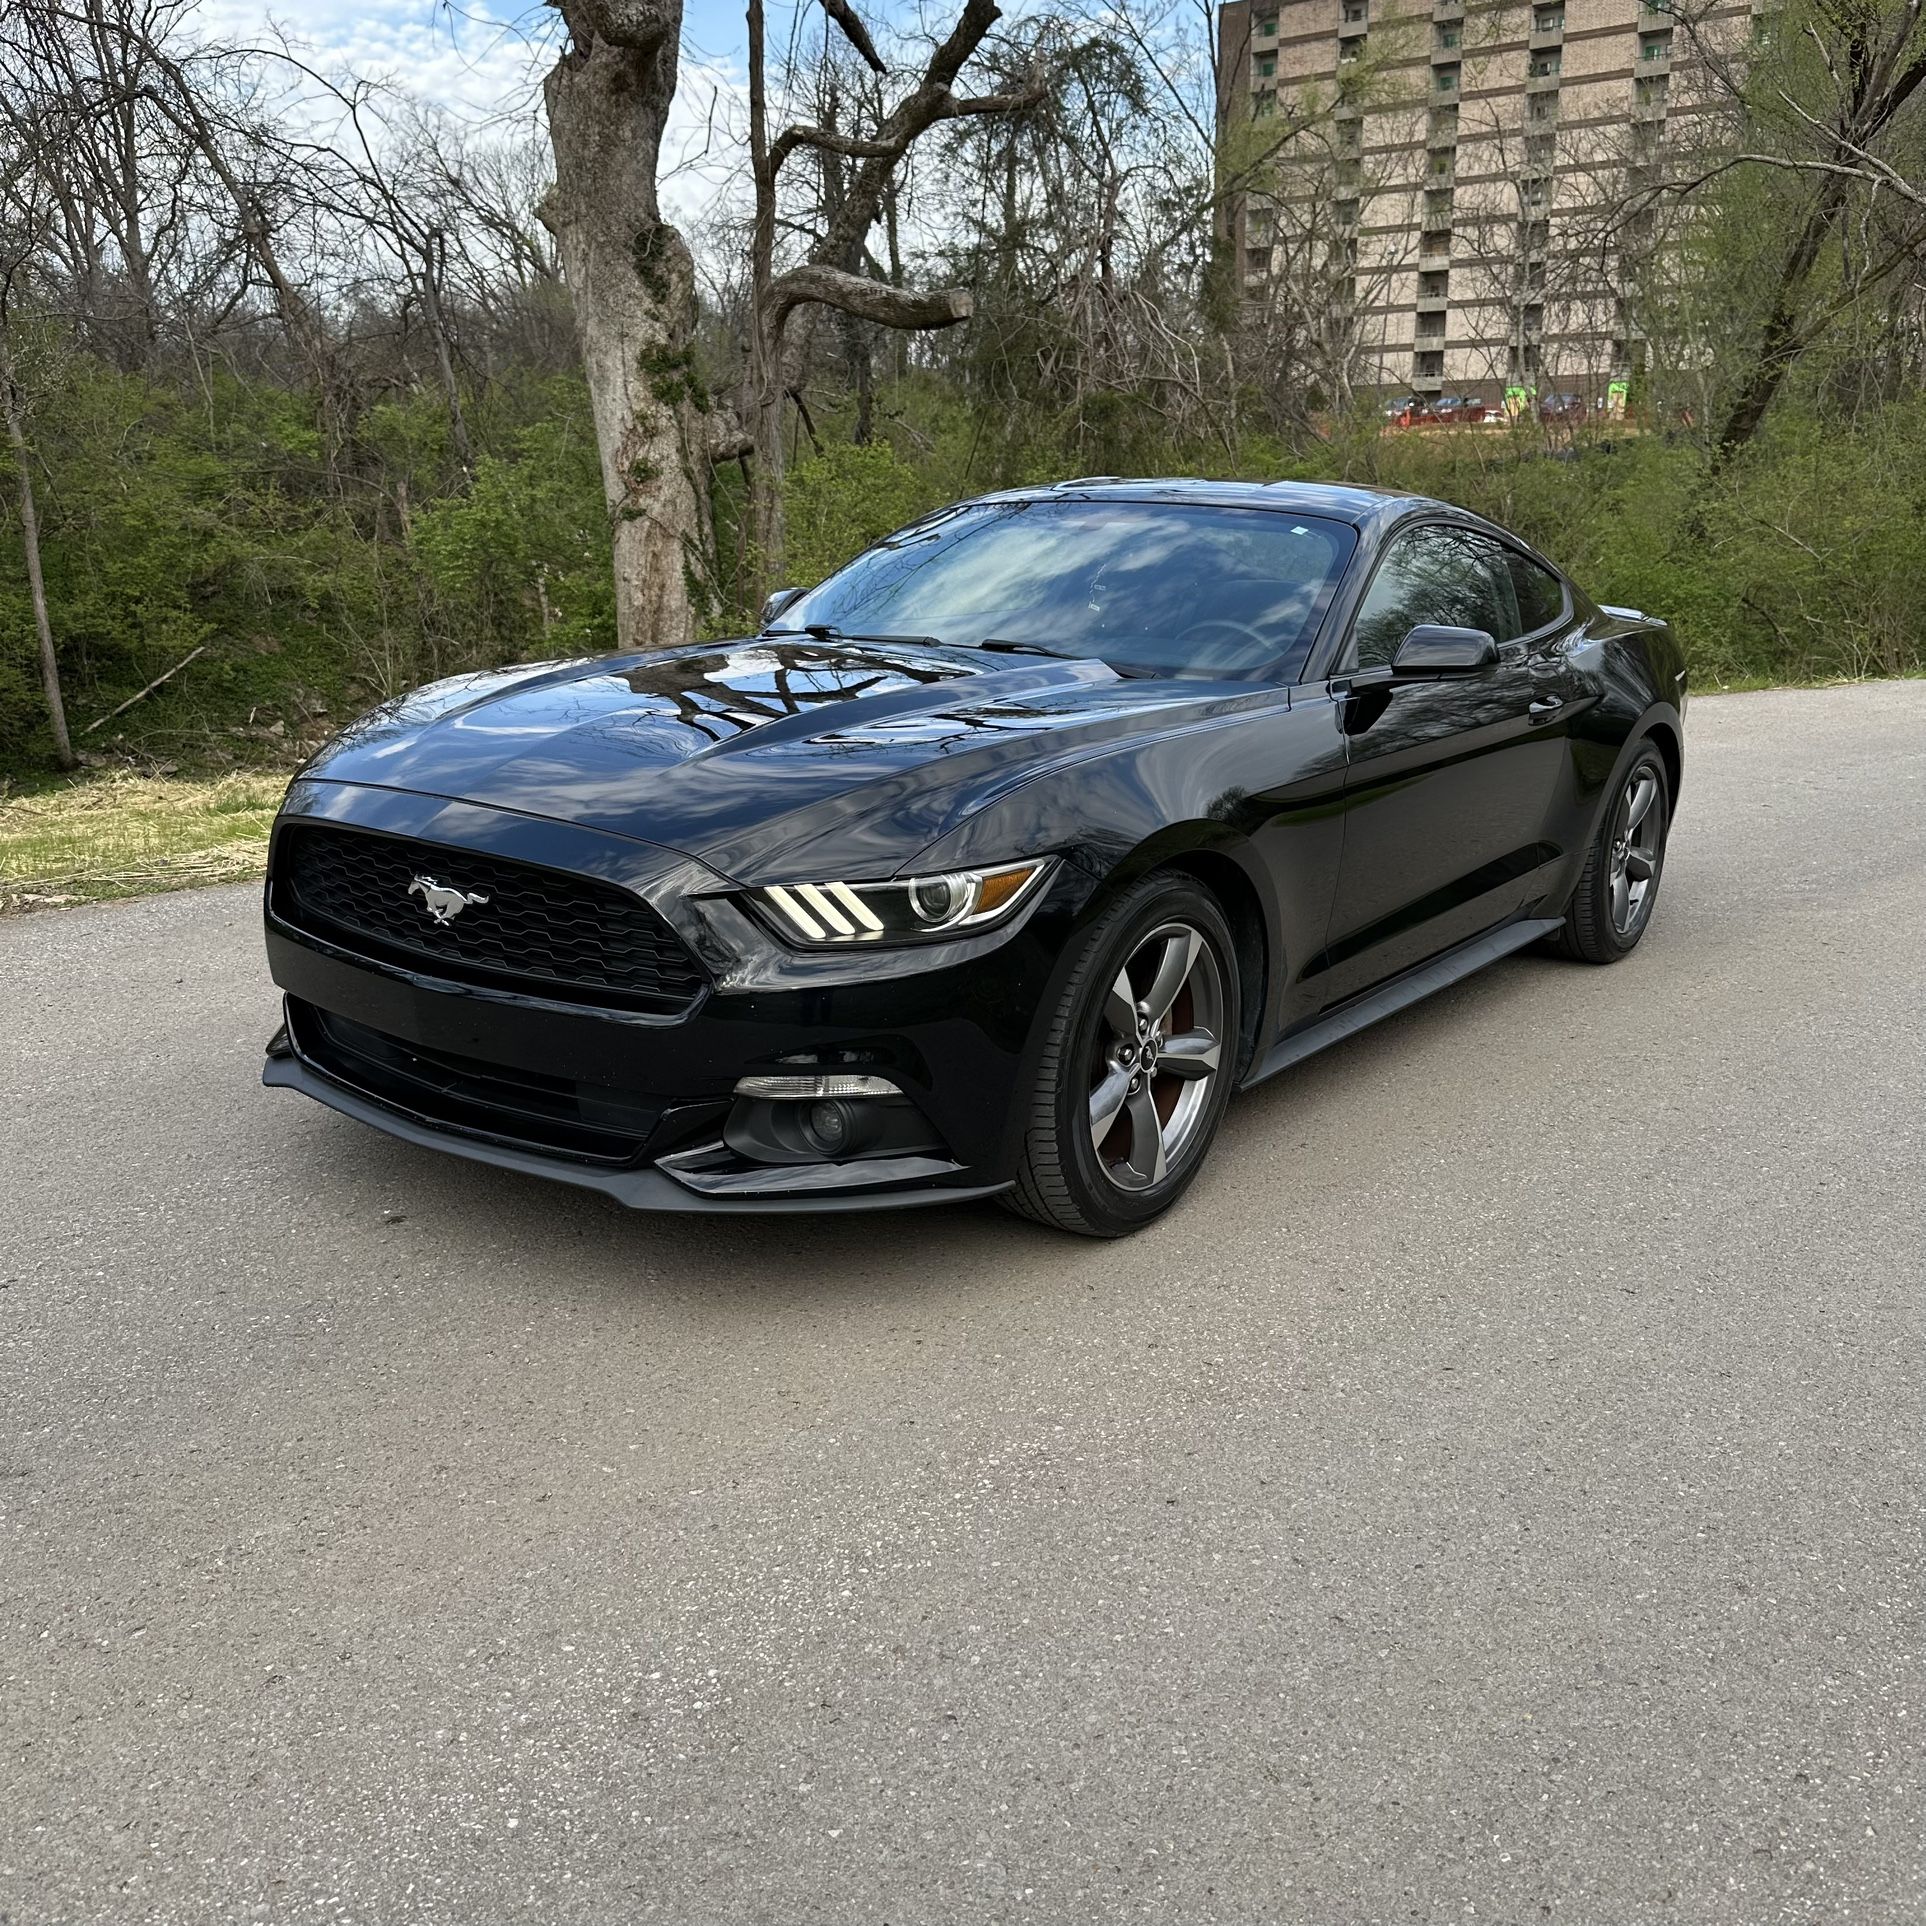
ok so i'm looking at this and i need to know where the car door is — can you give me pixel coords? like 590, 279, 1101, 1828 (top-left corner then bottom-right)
1313, 521, 1571, 1007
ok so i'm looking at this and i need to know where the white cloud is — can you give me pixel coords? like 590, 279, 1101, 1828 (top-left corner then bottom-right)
197, 1, 753, 226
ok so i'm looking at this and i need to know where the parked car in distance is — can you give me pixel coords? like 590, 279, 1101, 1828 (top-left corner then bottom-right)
1539, 391, 1589, 422
1383, 395, 1438, 428
1433, 394, 1489, 425
262, 479, 1687, 1237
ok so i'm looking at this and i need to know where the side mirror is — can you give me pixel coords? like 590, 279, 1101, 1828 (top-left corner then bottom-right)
1392, 623, 1498, 675
759, 586, 804, 629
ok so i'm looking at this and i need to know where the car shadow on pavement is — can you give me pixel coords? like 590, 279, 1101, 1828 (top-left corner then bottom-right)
266, 948, 1599, 1314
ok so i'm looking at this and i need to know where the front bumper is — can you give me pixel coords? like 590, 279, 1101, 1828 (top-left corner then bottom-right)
260, 781, 1085, 1212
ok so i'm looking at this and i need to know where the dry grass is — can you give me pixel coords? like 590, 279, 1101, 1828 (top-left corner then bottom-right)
0, 771, 286, 912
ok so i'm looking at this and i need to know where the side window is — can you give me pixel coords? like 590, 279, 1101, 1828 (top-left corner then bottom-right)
1349, 525, 1514, 669
1504, 547, 1568, 634
1458, 531, 1523, 642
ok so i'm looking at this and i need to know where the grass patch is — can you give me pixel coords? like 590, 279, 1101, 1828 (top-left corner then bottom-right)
0, 770, 285, 912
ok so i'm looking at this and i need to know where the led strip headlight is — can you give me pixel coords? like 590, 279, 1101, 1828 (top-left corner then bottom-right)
752, 858, 1054, 947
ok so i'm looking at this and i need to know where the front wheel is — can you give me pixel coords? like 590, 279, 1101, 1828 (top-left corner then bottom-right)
1548, 744, 1671, 963
1003, 874, 1239, 1237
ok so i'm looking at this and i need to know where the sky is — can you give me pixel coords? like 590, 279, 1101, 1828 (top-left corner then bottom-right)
198, 0, 765, 217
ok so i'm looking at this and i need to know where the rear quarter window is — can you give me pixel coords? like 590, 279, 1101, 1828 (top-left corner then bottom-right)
1506, 550, 1568, 633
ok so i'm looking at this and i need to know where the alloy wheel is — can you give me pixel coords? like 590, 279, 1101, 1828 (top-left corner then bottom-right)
1609, 765, 1663, 936
1087, 920, 1226, 1192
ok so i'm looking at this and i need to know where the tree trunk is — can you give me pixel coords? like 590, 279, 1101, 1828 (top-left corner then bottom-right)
2, 375, 75, 770
544, 2, 709, 651
743, 0, 786, 611
1711, 172, 1853, 464
419, 230, 474, 478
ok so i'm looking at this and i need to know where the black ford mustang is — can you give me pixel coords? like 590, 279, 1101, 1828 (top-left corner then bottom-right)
262, 479, 1685, 1236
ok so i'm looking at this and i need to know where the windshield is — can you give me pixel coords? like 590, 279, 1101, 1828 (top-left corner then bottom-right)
773, 499, 1356, 680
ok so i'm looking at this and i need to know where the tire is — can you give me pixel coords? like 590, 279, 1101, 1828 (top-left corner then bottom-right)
1547, 742, 1670, 964
1002, 873, 1240, 1238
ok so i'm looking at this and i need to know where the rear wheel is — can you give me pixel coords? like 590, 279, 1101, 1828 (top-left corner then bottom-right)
1549, 744, 1670, 963
1003, 874, 1239, 1237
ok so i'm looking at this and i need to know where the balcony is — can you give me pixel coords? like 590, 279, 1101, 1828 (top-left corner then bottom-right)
1416, 293, 1449, 317
1528, 25, 1564, 50
1418, 232, 1453, 266
1338, 11, 1370, 37
1432, 40, 1463, 63
1525, 68, 1563, 92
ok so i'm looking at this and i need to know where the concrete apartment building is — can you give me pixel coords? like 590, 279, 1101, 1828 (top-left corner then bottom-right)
1216, 0, 1759, 406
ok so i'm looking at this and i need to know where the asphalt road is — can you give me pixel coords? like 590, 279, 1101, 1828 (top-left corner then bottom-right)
2, 683, 1922, 1926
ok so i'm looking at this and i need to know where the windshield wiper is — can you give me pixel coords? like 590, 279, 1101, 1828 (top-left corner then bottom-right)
977, 638, 1157, 678
976, 638, 1076, 659
763, 622, 945, 648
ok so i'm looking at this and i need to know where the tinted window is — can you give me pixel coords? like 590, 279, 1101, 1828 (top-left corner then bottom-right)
777, 501, 1356, 680
1349, 525, 1515, 668
1505, 547, 1567, 632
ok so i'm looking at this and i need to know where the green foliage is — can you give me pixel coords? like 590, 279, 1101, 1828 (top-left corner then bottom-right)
781, 439, 943, 591
3, 332, 1919, 779
410, 394, 616, 654
0, 359, 615, 773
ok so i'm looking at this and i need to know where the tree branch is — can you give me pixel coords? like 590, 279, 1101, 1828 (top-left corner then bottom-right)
816, 0, 886, 76
765, 262, 972, 332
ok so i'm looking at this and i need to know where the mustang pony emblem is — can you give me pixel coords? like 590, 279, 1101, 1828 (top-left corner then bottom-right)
408, 875, 490, 925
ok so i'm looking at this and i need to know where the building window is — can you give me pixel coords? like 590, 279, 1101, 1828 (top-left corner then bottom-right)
1255, 93, 1276, 117
1635, 74, 1668, 106
1338, 118, 1363, 151
1257, 11, 1278, 31
1534, 8, 1564, 29
1339, 38, 1364, 60
1430, 105, 1458, 140
1419, 269, 1449, 299
1641, 34, 1670, 57
1435, 65, 1459, 91
1429, 149, 1453, 176
1256, 54, 1276, 75
1335, 197, 1360, 227
1415, 350, 1445, 378
1436, 25, 1461, 48
1425, 188, 1454, 221
1530, 53, 1561, 76
1342, 1, 1367, 19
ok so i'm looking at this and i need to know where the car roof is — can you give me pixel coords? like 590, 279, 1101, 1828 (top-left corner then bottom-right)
971, 475, 1442, 531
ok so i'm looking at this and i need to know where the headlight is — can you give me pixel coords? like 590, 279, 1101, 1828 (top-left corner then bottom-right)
750, 858, 1054, 946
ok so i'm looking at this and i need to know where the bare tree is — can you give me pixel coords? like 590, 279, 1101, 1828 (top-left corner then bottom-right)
731, 0, 1040, 606
0, 160, 75, 767
543, 0, 710, 651
1663, 0, 1926, 458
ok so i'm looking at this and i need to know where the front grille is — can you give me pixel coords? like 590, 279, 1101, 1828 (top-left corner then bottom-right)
290, 1001, 662, 1163
274, 824, 707, 1012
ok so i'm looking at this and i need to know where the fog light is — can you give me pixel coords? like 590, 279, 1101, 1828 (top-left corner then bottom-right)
805, 1100, 854, 1156
734, 1072, 895, 1100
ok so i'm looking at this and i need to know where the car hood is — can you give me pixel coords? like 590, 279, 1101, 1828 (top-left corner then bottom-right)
298, 638, 1263, 882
